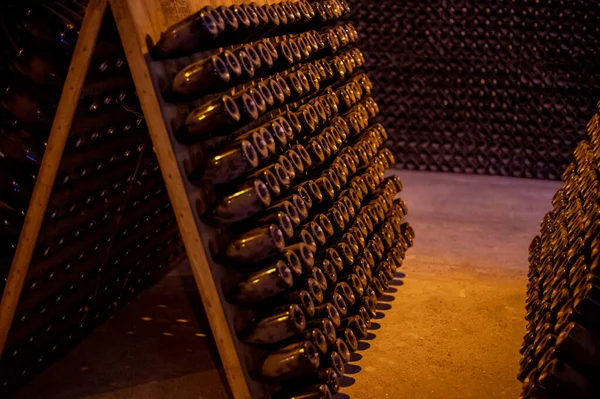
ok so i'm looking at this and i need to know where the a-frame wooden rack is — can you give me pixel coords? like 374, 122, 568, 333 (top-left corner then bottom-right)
1, 0, 411, 397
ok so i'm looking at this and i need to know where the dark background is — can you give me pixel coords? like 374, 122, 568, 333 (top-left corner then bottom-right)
348, 0, 600, 180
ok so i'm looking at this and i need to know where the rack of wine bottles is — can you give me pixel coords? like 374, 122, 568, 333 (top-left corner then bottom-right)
109, 0, 414, 397
518, 101, 600, 398
347, 0, 600, 180
0, 1, 185, 394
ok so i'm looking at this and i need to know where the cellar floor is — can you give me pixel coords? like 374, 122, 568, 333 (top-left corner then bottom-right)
14, 171, 561, 399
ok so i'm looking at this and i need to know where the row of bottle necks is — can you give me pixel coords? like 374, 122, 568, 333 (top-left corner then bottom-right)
0, 70, 377, 266
518, 123, 600, 398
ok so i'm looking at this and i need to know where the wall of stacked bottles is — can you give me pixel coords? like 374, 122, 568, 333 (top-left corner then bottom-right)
518, 101, 600, 398
0, 1, 184, 394
347, 0, 600, 180
142, 0, 414, 397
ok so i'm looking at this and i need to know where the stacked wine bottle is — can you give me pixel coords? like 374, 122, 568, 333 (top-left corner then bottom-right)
0, 1, 185, 394
347, 0, 600, 180
145, 0, 414, 397
518, 102, 600, 398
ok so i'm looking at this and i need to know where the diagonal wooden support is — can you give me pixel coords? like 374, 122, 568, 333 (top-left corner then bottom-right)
0, 0, 109, 357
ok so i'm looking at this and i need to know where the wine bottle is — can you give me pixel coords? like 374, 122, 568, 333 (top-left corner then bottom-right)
337, 327, 358, 352
320, 351, 345, 376
19, 3, 80, 51
301, 222, 326, 248
172, 54, 231, 97
330, 291, 347, 318
151, 7, 222, 58
312, 213, 334, 239
316, 259, 337, 287
332, 281, 355, 306
182, 95, 241, 141
330, 338, 350, 363
276, 289, 316, 319
198, 139, 259, 184
216, 5, 239, 37
227, 259, 294, 304
248, 166, 281, 197
259, 341, 320, 381
260, 200, 301, 227
0, 126, 45, 173
250, 163, 291, 196
230, 90, 260, 124
307, 317, 337, 345
224, 224, 285, 263
291, 328, 328, 355
345, 274, 364, 298
241, 304, 306, 344
286, 243, 315, 272
555, 322, 600, 368
310, 265, 328, 290
10, 41, 67, 87
233, 127, 271, 160
2, 79, 56, 131
212, 180, 271, 223
301, 368, 340, 395
537, 358, 592, 398
339, 315, 368, 340
314, 303, 341, 328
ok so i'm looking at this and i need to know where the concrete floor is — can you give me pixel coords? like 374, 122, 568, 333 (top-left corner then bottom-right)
14, 171, 561, 399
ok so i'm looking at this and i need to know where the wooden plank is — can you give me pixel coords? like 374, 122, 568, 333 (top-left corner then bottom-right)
0, 0, 109, 356
108, 1, 253, 398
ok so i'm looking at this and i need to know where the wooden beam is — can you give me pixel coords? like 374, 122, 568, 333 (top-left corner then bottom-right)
108, 1, 252, 398
0, 0, 109, 355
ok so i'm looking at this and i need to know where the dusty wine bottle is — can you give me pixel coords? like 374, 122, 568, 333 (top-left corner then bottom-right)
172, 54, 231, 97
241, 304, 306, 344
276, 289, 316, 319
2, 81, 56, 131
259, 341, 320, 381
320, 351, 345, 376
227, 259, 294, 304
314, 303, 341, 328
307, 317, 337, 345
330, 338, 351, 363
199, 139, 259, 184
0, 127, 45, 173
211, 180, 271, 223
340, 315, 368, 340
286, 243, 315, 272
182, 95, 241, 142
337, 327, 358, 352
224, 224, 285, 263
151, 7, 222, 58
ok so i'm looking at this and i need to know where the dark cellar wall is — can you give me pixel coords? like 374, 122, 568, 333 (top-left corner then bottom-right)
349, 0, 600, 180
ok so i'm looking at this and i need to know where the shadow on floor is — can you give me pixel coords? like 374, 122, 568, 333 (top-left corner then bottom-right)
14, 267, 228, 399
337, 276, 405, 395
